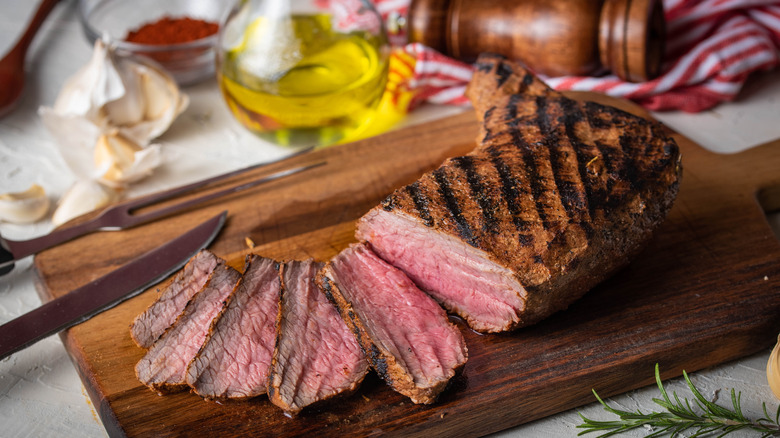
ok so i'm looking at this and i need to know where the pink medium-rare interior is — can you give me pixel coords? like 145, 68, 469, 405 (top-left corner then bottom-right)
132, 250, 219, 348
137, 265, 240, 388
276, 261, 366, 403
330, 244, 467, 387
357, 209, 527, 332
187, 258, 279, 398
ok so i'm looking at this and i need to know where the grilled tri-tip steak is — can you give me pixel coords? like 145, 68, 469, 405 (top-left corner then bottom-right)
268, 260, 369, 415
186, 255, 280, 400
317, 243, 468, 405
356, 53, 682, 333
136, 261, 241, 394
130, 250, 221, 348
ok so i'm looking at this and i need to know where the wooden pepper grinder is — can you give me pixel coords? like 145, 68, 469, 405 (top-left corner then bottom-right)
406, 0, 665, 82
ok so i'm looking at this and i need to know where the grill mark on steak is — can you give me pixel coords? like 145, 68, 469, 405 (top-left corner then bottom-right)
449, 155, 500, 234
474, 59, 494, 73
356, 54, 681, 332
521, 71, 535, 87
560, 97, 605, 220
618, 133, 644, 192
534, 95, 555, 139
580, 100, 669, 198
369, 344, 390, 384
481, 107, 497, 142
533, 95, 592, 232
485, 145, 536, 246
320, 276, 369, 348
381, 196, 395, 211
507, 116, 556, 231
597, 140, 619, 202
495, 61, 514, 87
505, 94, 523, 121
583, 101, 612, 129
589, 130, 632, 210
432, 167, 479, 247
406, 181, 434, 227
319, 275, 336, 304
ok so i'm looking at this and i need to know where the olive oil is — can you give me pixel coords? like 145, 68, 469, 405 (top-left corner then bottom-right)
218, 14, 389, 147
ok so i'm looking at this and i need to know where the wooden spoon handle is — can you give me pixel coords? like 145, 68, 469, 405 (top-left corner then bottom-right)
5, 0, 62, 61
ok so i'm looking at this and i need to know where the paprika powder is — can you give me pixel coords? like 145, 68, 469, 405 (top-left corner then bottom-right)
125, 16, 219, 45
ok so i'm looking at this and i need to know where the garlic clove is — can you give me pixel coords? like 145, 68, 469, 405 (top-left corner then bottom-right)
102, 56, 146, 127
140, 66, 174, 120
767, 334, 780, 399
0, 184, 51, 224
93, 132, 162, 187
117, 62, 189, 146
52, 180, 119, 226
50, 38, 120, 118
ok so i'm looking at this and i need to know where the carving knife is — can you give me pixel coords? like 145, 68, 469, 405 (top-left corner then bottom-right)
0, 211, 226, 360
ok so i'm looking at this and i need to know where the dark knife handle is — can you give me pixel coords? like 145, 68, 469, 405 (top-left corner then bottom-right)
0, 224, 93, 275
0, 235, 14, 276
0, 252, 146, 359
0, 285, 83, 359
0, 211, 226, 360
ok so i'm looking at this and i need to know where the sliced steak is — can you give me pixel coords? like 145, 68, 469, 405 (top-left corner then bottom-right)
268, 260, 368, 415
186, 255, 280, 400
357, 53, 682, 333
130, 250, 221, 348
317, 243, 468, 405
135, 261, 241, 394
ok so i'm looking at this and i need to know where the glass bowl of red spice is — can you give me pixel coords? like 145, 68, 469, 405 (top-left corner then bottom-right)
78, 0, 230, 85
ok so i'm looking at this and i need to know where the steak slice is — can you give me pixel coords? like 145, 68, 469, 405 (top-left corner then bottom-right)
186, 255, 280, 400
317, 243, 468, 405
135, 261, 241, 394
357, 53, 682, 333
268, 260, 368, 415
130, 250, 221, 348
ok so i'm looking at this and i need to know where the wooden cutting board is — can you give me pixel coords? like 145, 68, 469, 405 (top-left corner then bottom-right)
33, 93, 780, 437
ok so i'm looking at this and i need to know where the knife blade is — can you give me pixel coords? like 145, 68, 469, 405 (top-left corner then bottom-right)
0, 211, 226, 360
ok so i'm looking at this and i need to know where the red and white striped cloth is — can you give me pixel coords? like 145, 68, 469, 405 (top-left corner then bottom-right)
373, 0, 780, 113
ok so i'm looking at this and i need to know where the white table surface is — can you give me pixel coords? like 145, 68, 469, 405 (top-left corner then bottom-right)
1, 1, 780, 437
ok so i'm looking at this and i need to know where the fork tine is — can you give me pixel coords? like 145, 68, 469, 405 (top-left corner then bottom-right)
109, 162, 326, 230
119, 146, 317, 214
1, 156, 323, 265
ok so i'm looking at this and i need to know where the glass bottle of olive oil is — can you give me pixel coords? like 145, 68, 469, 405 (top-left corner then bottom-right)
217, 1, 389, 148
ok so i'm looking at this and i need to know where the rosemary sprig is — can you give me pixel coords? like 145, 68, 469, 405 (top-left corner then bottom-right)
577, 363, 780, 437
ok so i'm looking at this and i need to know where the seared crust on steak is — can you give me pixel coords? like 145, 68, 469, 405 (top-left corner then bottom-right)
357, 53, 682, 332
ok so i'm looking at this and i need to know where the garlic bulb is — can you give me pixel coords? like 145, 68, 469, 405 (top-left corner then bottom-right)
39, 38, 188, 149
52, 180, 118, 227
37, 38, 188, 224
768, 334, 780, 399
39, 38, 187, 193
0, 185, 50, 224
